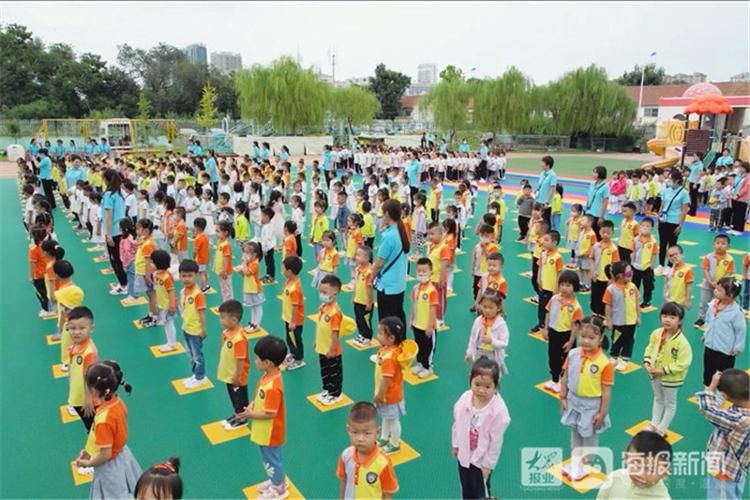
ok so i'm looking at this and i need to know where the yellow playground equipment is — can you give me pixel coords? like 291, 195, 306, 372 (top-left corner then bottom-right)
641, 119, 684, 170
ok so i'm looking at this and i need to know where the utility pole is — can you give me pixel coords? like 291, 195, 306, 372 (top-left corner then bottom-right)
328, 47, 337, 84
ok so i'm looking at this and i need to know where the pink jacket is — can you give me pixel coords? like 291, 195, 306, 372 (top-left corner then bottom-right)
610, 178, 626, 196
119, 235, 138, 268
451, 390, 511, 470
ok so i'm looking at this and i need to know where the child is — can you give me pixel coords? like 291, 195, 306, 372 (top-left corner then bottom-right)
374, 317, 407, 455
534, 230, 563, 333
475, 252, 508, 310
313, 230, 339, 290
281, 256, 305, 370
576, 214, 597, 292
743, 252, 750, 312
352, 246, 374, 347
178, 259, 208, 389
65, 306, 98, 430
214, 220, 234, 301
192, 217, 211, 292
338, 402, 399, 498
199, 188, 216, 239
550, 184, 563, 232
54, 260, 85, 370
41, 239, 64, 317
282, 221, 298, 261
596, 431, 672, 499
631, 217, 658, 308
234, 201, 250, 248
708, 176, 729, 231
151, 250, 179, 353
662, 244, 693, 310
118, 219, 138, 301
410, 258, 439, 378
29, 226, 50, 315
361, 200, 376, 250
314, 274, 344, 406
516, 183, 534, 241
564, 203, 582, 267
216, 300, 250, 430
452, 358, 511, 499
471, 224, 501, 306
345, 214, 364, 288
290, 196, 305, 256
442, 218, 459, 291
695, 369, 750, 500
238, 336, 288, 499
603, 261, 641, 371
238, 241, 265, 333
411, 193, 428, 256
134, 457, 183, 500
75, 361, 142, 498
310, 200, 329, 261
590, 220, 620, 317
702, 277, 746, 387
427, 221, 450, 328
643, 302, 693, 436
542, 271, 583, 393
695, 234, 735, 328
258, 208, 277, 283
130, 219, 158, 327
466, 291, 509, 374
170, 207, 188, 264
618, 202, 638, 263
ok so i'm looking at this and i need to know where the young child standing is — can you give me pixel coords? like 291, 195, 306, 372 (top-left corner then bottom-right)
281, 256, 305, 370
170, 207, 188, 264
238, 336, 288, 500
216, 300, 250, 431
701, 277, 746, 387
345, 214, 364, 289
53, 260, 85, 369
542, 271, 583, 393
259, 208, 277, 284
410, 258, 439, 379
564, 203, 582, 268
471, 224, 501, 306
178, 259, 208, 389
214, 220, 234, 301
65, 306, 98, 430
618, 202, 638, 263
427, 221, 451, 329
631, 217, 658, 308
282, 221, 298, 261
695, 234, 735, 328
534, 230, 563, 333
643, 302, 693, 437
313, 231, 339, 290
662, 244, 693, 310
452, 358, 511, 499
374, 317, 407, 455
603, 261, 641, 371
596, 431, 672, 499
130, 219, 158, 325
576, 215, 597, 292
411, 193, 428, 256
192, 217, 211, 292
315, 275, 344, 406
550, 184, 563, 232
75, 361, 142, 498
351, 246, 374, 347
117, 219, 138, 301
474, 252, 508, 310
310, 200, 329, 261
338, 402, 399, 498
151, 250, 179, 353
590, 220, 620, 317
29, 226, 50, 315
465, 291, 509, 375
238, 241, 265, 333
695, 369, 750, 500
559, 316, 613, 482
41, 239, 64, 318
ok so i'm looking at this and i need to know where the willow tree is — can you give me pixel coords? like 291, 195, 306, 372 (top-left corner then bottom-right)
329, 85, 380, 135
234, 56, 329, 134
472, 67, 533, 134
195, 83, 219, 132
420, 77, 471, 146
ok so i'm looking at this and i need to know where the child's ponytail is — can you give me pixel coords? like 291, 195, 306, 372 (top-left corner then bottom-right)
85, 360, 132, 401
41, 238, 65, 260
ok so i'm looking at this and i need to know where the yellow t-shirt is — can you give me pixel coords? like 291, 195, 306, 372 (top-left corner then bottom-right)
56, 283, 84, 365
68, 339, 97, 406
311, 214, 329, 243
181, 285, 206, 335
353, 265, 373, 306
411, 282, 438, 330
551, 192, 562, 215
362, 213, 375, 238
619, 218, 638, 250
314, 303, 343, 355
539, 249, 563, 292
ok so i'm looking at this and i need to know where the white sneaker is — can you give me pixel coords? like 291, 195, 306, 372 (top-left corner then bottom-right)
159, 344, 177, 353
654, 265, 665, 276
417, 367, 434, 379
259, 484, 288, 500
109, 285, 127, 295
615, 359, 629, 371
77, 466, 94, 476
369, 354, 378, 363
321, 393, 342, 406
543, 380, 560, 393
436, 320, 446, 329
60, 364, 70, 372
410, 364, 423, 375
609, 357, 618, 365
182, 375, 198, 388
316, 390, 329, 403
258, 480, 273, 493
67, 405, 78, 416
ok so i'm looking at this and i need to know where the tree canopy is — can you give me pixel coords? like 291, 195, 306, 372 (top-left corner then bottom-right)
368, 64, 411, 120
329, 86, 380, 132
616, 63, 666, 86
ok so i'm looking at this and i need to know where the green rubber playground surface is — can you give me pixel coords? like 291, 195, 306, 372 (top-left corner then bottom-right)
0, 174, 746, 499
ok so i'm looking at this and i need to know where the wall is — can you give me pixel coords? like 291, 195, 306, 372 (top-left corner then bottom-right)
232, 136, 333, 156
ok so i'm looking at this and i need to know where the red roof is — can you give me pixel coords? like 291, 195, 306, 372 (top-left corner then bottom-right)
624, 82, 749, 106
400, 95, 421, 109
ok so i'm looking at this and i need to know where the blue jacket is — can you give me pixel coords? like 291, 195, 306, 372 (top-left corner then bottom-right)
704, 300, 746, 355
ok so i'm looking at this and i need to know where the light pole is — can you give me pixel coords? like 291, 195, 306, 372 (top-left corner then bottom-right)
637, 52, 657, 124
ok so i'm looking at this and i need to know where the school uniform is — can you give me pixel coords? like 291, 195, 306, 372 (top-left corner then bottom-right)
698, 253, 735, 321
546, 294, 583, 382
217, 325, 250, 415
662, 262, 693, 306
56, 281, 85, 365
631, 235, 658, 304
281, 277, 305, 361
181, 284, 207, 380
315, 302, 344, 398
337, 445, 399, 499
375, 345, 406, 419
154, 270, 178, 348
466, 315, 509, 374
410, 281, 439, 370
213, 238, 233, 300
618, 218, 638, 263
591, 241, 620, 315
250, 372, 286, 488
537, 248, 563, 328
353, 264, 374, 340
67, 338, 98, 430
603, 282, 639, 360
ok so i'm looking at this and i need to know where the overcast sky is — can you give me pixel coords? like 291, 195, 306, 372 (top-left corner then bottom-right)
2, 1, 748, 84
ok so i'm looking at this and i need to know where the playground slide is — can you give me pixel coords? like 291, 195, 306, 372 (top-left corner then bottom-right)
641, 157, 679, 170
647, 138, 666, 156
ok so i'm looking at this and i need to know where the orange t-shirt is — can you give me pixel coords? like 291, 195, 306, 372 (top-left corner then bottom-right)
29, 244, 46, 279
282, 277, 305, 326
283, 234, 297, 259
402, 217, 412, 244
174, 220, 188, 251
376, 345, 404, 404
444, 233, 457, 264
194, 233, 209, 265
92, 397, 128, 459
252, 372, 285, 446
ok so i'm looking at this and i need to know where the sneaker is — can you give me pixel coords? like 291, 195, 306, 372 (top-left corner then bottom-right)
654, 265, 665, 275
38, 309, 49, 318
543, 380, 560, 392
221, 414, 238, 429
316, 390, 330, 403
201, 285, 211, 293
410, 364, 423, 375
369, 354, 378, 363
286, 359, 305, 371
693, 319, 705, 328
382, 443, 402, 454
257, 480, 273, 493
245, 323, 259, 333
530, 296, 539, 304
67, 405, 78, 416
158, 344, 177, 353
51, 332, 61, 341
321, 393, 342, 406
224, 416, 248, 430
417, 367, 434, 379
609, 356, 618, 365
615, 359, 629, 371
376, 437, 389, 447
640, 301, 651, 309
60, 363, 70, 372
579, 285, 590, 293
358, 337, 372, 346
436, 320, 446, 329
561, 464, 589, 482
259, 484, 288, 500
183, 376, 200, 388
77, 466, 94, 476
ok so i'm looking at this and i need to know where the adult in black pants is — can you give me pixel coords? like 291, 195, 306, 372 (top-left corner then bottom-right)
102, 170, 128, 294
686, 152, 705, 216
371, 200, 410, 326
655, 169, 690, 271
37, 149, 57, 209
729, 161, 749, 233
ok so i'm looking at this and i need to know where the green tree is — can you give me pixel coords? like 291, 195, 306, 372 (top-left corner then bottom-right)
616, 63, 666, 86
136, 92, 152, 146
439, 65, 464, 83
235, 57, 329, 134
420, 77, 471, 145
368, 64, 411, 120
328, 86, 380, 135
196, 83, 219, 131
5, 120, 21, 142
473, 67, 533, 133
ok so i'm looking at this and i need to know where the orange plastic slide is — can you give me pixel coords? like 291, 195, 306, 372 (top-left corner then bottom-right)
641, 157, 679, 170
642, 138, 679, 170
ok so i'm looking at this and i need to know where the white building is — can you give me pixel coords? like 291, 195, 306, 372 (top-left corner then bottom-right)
417, 64, 437, 85
730, 72, 750, 82
185, 44, 207, 65
210, 52, 242, 74
664, 72, 707, 85
337, 77, 371, 88
404, 83, 432, 96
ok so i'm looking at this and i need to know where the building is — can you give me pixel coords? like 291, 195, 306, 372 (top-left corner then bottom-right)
185, 44, 207, 65
339, 77, 371, 88
664, 72, 707, 85
210, 52, 242, 74
730, 72, 750, 82
417, 63, 437, 85
404, 83, 432, 97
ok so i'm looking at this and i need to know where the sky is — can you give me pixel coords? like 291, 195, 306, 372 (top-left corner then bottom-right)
2, 1, 748, 84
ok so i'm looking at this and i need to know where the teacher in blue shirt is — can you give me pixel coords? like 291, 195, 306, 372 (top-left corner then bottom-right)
102, 169, 129, 293
322, 145, 335, 187
405, 151, 421, 209
536, 155, 557, 225
37, 149, 57, 209
371, 199, 410, 326
687, 152, 704, 216
585, 165, 610, 238
656, 168, 690, 271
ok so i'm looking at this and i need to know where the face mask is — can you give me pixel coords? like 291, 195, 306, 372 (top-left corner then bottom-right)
416, 274, 430, 284
639, 228, 650, 236
481, 236, 490, 244
319, 293, 333, 304
665, 180, 673, 188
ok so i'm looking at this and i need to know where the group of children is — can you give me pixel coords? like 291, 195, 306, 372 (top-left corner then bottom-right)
18, 142, 750, 499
